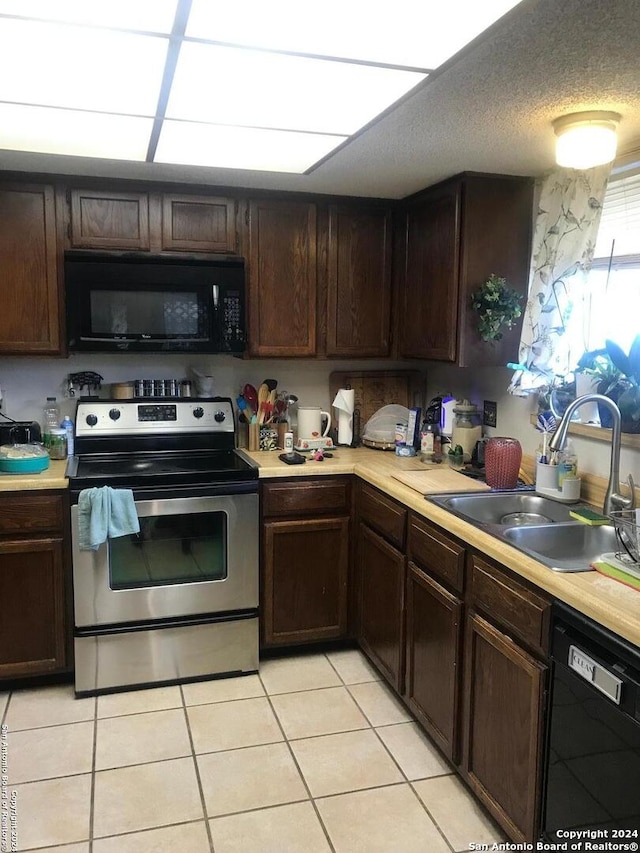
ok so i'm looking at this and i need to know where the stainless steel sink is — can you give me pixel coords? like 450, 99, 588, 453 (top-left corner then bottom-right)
502, 523, 619, 572
426, 490, 616, 572
429, 491, 575, 526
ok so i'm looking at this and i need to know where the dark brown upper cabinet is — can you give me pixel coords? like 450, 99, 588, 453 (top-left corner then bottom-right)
0, 183, 62, 354
326, 205, 393, 357
161, 194, 237, 253
69, 188, 150, 250
248, 198, 317, 357
400, 173, 533, 366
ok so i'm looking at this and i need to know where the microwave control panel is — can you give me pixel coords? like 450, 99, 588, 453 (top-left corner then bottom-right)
221, 290, 244, 348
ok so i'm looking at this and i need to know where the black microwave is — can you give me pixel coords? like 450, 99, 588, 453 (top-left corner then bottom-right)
65, 251, 245, 354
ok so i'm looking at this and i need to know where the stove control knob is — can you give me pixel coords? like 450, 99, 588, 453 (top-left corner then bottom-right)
214, 411, 226, 423
86, 414, 98, 427
193, 407, 205, 419
109, 408, 121, 421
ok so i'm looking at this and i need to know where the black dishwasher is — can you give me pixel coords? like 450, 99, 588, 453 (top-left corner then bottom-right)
542, 602, 640, 839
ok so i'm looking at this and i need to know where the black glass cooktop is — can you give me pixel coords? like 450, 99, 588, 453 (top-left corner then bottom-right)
70, 450, 257, 490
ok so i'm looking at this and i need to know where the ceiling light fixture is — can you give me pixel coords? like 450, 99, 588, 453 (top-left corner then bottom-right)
553, 110, 621, 169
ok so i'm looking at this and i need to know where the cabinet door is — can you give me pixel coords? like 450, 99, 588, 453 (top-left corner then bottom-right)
162, 194, 236, 252
463, 612, 547, 842
0, 538, 66, 678
263, 517, 349, 646
405, 562, 462, 762
326, 205, 392, 357
248, 199, 316, 356
0, 183, 61, 353
400, 182, 460, 360
70, 189, 150, 249
357, 522, 405, 691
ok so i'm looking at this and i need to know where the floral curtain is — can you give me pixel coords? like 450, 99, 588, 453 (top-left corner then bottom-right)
508, 165, 611, 395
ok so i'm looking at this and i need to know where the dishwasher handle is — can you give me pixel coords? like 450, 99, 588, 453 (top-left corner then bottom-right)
552, 622, 640, 721
567, 643, 623, 703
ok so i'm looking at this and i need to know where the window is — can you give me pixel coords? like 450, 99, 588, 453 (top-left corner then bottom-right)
566, 167, 640, 364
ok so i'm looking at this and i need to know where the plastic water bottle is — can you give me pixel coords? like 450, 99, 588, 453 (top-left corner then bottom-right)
42, 397, 60, 447
60, 415, 74, 457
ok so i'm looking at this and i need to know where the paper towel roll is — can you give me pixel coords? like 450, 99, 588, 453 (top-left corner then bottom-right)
332, 388, 355, 446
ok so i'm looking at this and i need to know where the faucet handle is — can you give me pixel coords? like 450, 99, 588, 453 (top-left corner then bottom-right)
625, 474, 636, 510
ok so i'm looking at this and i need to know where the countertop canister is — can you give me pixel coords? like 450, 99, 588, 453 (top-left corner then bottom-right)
484, 437, 522, 489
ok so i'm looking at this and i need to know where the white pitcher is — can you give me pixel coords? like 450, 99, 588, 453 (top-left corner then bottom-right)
297, 406, 331, 439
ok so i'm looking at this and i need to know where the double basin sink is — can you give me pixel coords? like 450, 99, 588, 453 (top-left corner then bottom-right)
427, 490, 618, 572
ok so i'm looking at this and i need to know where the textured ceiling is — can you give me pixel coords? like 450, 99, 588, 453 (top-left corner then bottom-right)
2, 0, 639, 198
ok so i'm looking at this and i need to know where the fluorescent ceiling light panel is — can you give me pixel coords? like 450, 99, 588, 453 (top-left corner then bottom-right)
155, 121, 347, 173
0, 0, 178, 33
187, 0, 522, 68
0, 103, 153, 160
167, 44, 426, 135
0, 19, 168, 115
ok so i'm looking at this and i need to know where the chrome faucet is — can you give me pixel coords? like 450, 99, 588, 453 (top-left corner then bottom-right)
549, 394, 635, 516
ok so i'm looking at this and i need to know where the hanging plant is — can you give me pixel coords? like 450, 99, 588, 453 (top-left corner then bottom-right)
470, 274, 524, 342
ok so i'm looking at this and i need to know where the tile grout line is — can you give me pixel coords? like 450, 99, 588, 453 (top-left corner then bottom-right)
327, 653, 461, 851
88, 695, 98, 853
407, 779, 458, 853
178, 682, 217, 853
258, 664, 337, 853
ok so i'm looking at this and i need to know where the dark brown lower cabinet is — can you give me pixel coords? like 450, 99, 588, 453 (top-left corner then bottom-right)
262, 517, 349, 646
405, 561, 462, 761
462, 612, 548, 842
357, 522, 405, 691
0, 537, 66, 678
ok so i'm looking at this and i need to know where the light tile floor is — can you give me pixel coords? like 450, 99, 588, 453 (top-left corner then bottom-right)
1, 650, 507, 852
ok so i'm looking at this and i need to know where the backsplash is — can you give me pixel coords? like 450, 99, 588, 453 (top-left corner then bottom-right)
0, 353, 425, 428
2, 355, 637, 487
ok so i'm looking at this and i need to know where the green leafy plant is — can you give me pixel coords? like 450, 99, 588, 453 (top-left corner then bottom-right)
470, 274, 524, 342
606, 335, 640, 433
577, 349, 624, 397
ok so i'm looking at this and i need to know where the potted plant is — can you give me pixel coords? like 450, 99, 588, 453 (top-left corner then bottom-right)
470, 274, 524, 342
605, 336, 640, 433
576, 348, 626, 427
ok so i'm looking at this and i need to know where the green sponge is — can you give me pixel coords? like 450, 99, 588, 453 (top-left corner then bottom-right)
569, 508, 609, 525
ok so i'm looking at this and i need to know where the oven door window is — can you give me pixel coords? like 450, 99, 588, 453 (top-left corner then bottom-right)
108, 511, 227, 589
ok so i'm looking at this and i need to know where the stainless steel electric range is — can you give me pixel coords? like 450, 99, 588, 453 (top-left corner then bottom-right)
66, 397, 259, 696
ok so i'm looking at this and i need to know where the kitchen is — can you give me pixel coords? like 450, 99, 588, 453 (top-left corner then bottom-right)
1, 0, 640, 850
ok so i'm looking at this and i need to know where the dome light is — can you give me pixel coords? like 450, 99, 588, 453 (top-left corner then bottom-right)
553, 111, 621, 169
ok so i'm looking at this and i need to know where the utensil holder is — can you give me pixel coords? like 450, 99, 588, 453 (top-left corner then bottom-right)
248, 423, 287, 452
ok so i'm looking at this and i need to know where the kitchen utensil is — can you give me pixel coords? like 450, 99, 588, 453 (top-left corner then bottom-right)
236, 396, 252, 420
263, 379, 278, 391
297, 407, 331, 440
243, 384, 258, 413
257, 384, 270, 424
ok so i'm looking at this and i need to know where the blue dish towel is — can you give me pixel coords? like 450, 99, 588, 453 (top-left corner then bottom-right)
78, 486, 140, 551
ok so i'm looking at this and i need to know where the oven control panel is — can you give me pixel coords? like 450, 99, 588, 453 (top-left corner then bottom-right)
76, 400, 235, 436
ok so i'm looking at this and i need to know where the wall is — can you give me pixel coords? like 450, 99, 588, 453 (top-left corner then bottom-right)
427, 363, 640, 485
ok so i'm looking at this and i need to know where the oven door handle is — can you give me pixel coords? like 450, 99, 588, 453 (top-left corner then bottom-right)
70, 481, 258, 505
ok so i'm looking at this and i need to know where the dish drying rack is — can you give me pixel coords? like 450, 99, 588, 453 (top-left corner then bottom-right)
609, 510, 640, 572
